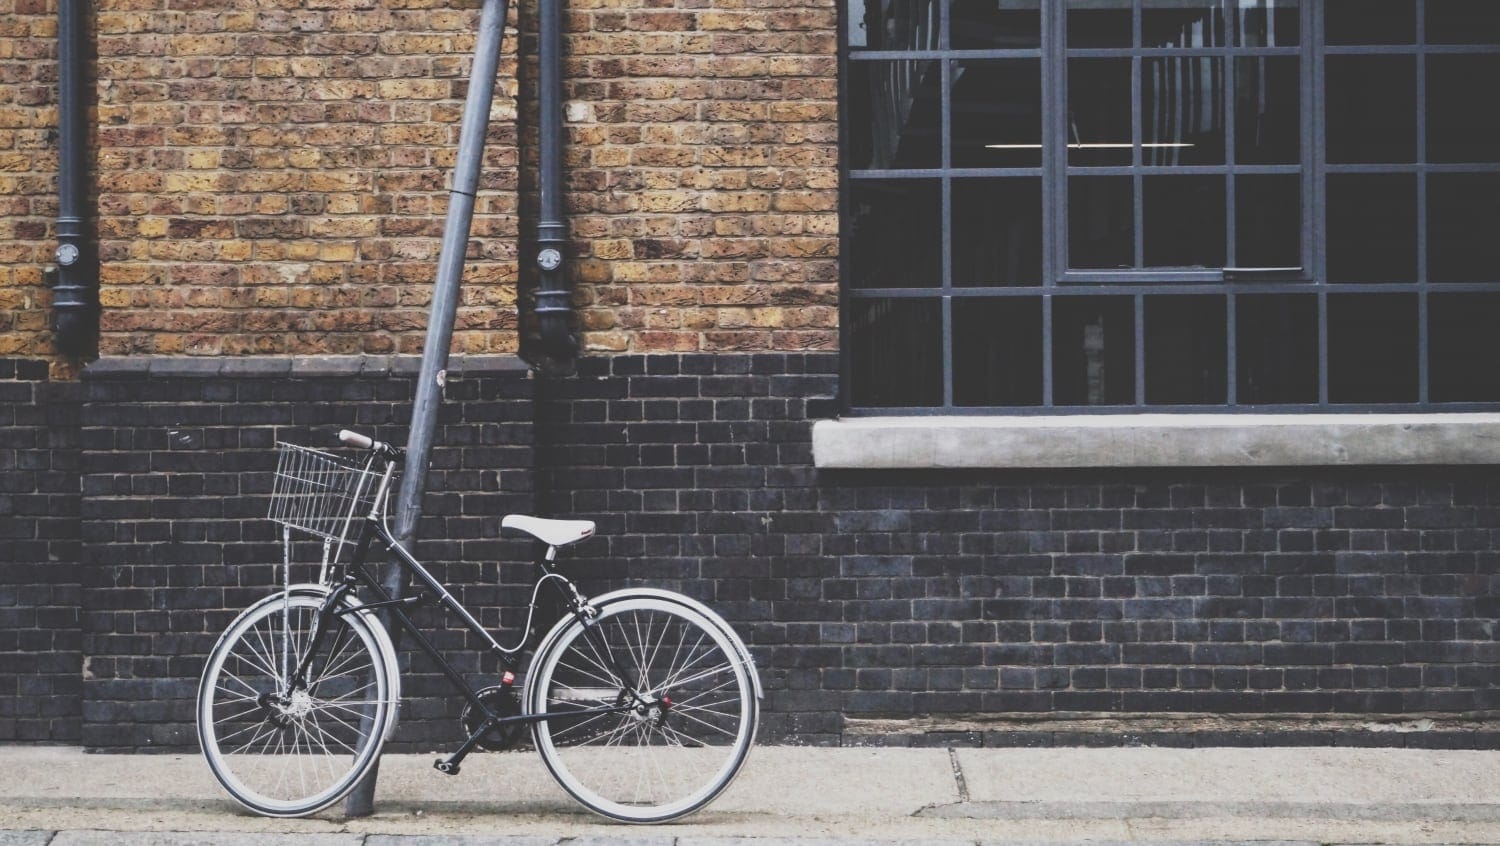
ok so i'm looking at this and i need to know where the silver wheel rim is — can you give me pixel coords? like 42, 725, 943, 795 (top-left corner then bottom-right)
530, 598, 756, 822
197, 594, 390, 816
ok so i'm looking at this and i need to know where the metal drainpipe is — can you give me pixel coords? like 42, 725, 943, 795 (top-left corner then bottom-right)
532, 0, 577, 371
51, 0, 98, 358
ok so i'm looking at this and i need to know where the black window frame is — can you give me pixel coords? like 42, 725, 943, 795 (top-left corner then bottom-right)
839, 0, 1500, 415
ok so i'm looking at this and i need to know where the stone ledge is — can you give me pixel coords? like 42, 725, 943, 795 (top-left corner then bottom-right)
82, 355, 530, 380
812, 414, 1500, 469
844, 712, 1500, 749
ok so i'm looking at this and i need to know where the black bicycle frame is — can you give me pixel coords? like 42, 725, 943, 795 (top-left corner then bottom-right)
288, 508, 642, 775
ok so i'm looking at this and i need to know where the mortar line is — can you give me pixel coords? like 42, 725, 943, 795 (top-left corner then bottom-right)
948, 746, 970, 803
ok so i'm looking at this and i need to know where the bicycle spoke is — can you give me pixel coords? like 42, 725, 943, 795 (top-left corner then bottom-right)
532, 597, 755, 822
199, 592, 390, 816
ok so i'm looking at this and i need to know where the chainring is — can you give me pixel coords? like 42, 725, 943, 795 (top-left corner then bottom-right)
460, 684, 523, 751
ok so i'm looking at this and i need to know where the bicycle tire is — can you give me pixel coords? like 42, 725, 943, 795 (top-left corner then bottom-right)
527, 592, 758, 823
197, 589, 397, 817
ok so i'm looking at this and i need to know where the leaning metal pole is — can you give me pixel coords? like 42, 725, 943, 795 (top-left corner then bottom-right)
345, 0, 510, 816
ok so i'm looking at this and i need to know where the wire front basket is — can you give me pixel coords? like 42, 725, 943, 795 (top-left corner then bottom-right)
268, 442, 382, 558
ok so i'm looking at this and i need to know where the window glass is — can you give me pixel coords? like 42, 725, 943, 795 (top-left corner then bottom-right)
1145, 295, 1227, 404
840, 1, 1500, 412
1430, 293, 1500, 402
1237, 295, 1318, 405
1325, 55, 1416, 164
1236, 0, 1300, 47
1067, 0, 1132, 48
952, 179, 1043, 285
953, 298, 1043, 406
1325, 0, 1416, 45
1328, 294, 1418, 403
952, 59, 1042, 168
1142, 57, 1226, 165
1428, 174, 1500, 283
1068, 58, 1133, 167
1235, 175, 1300, 269
1235, 56, 1299, 165
846, 60, 943, 170
1143, 176, 1226, 268
849, 298, 944, 406
849, 180, 942, 288
1427, 55, 1500, 164
1053, 296, 1136, 405
1142, 0, 1227, 48
1425, 0, 1500, 44
1070, 176, 1135, 269
950, 0, 1042, 49
1327, 174, 1417, 283
849, 0, 940, 50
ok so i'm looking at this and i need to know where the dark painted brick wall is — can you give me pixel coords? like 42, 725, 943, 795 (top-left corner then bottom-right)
10, 352, 1500, 750
0, 359, 82, 742
537, 354, 1500, 745
76, 358, 535, 750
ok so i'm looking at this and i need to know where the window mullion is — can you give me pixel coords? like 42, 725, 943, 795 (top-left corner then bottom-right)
1310, 1, 1328, 407
1134, 292, 1146, 405
940, 52, 953, 409
1225, 48, 1237, 268
1131, 2, 1143, 269
1047, 0, 1065, 288
1415, 0, 1429, 405
1042, 1, 1058, 408
1224, 22, 1238, 405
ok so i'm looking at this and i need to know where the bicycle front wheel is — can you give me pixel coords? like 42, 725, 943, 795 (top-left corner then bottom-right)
197, 591, 395, 817
528, 594, 758, 823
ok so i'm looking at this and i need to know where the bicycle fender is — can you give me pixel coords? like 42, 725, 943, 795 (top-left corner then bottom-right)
243, 585, 404, 740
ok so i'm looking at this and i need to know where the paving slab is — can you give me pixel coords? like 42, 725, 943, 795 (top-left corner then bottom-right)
363, 837, 557, 846
6, 746, 1500, 844
49, 833, 362, 846
680, 840, 979, 846
952, 746, 1500, 805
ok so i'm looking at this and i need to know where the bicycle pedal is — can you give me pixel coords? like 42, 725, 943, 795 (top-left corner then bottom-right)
433, 759, 460, 776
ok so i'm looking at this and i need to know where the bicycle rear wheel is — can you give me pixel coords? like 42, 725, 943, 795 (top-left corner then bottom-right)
527, 593, 758, 823
197, 591, 395, 817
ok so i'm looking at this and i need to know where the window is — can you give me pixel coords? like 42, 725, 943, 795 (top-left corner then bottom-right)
841, 0, 1500, 412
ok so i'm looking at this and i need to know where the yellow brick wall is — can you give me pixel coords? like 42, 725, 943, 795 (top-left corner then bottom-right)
563, 0, 839, 353
2, 0, 838, 364
94, 0, 522, 357
0, 0, 60, 363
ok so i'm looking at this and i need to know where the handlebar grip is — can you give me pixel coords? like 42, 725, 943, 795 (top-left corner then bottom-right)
338, 429, 375, 450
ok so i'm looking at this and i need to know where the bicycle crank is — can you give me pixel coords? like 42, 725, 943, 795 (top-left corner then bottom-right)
460, 684, 523, 751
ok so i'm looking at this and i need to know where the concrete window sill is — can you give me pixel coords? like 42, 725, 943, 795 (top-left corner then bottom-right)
811, 414, 1500, 469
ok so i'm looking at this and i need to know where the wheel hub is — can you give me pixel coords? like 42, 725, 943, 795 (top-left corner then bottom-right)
286, 689, 313, 718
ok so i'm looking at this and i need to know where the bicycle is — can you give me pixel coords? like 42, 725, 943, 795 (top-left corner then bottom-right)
195, 429, 761, 823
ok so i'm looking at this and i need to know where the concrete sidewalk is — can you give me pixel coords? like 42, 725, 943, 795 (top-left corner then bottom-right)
3, 744, 1500, 844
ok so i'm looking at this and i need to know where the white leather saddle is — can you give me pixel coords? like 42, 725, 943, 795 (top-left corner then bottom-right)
501, 514, 596, 548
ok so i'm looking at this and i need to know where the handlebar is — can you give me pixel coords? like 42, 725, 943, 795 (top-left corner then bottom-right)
338, 429, 404, 461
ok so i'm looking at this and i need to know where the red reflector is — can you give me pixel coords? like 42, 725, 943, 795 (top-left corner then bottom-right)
502, 671, 516, 686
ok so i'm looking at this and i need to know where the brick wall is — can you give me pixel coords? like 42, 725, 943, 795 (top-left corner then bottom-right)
8, 352, 1499, 749
0, 1, 62, 367
94, 0, 522, 358
77, 357, 534, 749
560, 0, 839, 354
75, 0, 839, 362
539, 354, 1500, 746
0, 358, 82, 742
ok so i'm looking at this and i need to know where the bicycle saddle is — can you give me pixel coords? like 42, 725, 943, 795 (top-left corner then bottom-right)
501, 514, 596, 548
